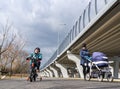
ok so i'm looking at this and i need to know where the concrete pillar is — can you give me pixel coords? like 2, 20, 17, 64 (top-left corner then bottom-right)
46, 69, 53, 77
39, 71, 44, 77
50, 66, 59, 78
67, 51, 84, 78
114, 61, 119, 78
55, 62, 69, 78
41, 72, 45, 76
44, 70, 50, 77
48, 67, 55, 77
108, 63, 114, 77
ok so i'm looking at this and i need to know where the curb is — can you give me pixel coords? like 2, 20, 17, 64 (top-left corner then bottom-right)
44, 77, 120, 82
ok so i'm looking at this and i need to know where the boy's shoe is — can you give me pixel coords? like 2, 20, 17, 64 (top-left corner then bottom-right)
26, 77, 30, 81
37, 70, 40, 73
40, 77, 42, 81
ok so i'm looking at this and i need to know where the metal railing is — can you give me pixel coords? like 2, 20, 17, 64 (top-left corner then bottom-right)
41, 0, 117, 70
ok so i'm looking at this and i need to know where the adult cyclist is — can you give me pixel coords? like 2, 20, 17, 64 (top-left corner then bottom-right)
80, 43, 90, 80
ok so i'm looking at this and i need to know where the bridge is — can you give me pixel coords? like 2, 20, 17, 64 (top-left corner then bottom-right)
40, 0, 120, 79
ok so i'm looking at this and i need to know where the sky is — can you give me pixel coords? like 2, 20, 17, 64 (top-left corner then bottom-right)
0, 0, 91, 65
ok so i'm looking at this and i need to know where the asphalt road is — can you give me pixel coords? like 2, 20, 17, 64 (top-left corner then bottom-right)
0, 78, 120, 89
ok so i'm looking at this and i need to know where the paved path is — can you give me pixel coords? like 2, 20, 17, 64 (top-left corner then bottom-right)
0, 78, 120, 89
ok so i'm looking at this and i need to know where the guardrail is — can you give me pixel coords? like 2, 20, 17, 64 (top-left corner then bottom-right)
41, 50, 57, 69
41, 0, 118, 70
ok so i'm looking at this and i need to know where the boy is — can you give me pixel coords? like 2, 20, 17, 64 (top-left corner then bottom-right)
26, 47, 42, 81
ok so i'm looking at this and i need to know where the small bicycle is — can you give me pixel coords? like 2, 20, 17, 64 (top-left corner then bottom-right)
29, 61, 38, 82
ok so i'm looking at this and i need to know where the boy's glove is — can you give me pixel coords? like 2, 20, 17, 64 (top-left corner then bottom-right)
26, 58, 30, 62
37, 58, 42, 62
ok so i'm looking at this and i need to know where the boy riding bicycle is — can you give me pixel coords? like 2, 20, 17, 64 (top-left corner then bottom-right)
26, 47, 42, 81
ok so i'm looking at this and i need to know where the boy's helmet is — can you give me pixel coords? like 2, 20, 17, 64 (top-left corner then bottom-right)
34, 47, 40, 52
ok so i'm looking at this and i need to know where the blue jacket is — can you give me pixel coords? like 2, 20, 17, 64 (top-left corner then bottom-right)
27, 53, 42, 65
80, 49, 89, 65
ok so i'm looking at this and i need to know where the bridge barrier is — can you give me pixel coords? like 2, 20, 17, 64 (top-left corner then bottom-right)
41, 0, 118, 70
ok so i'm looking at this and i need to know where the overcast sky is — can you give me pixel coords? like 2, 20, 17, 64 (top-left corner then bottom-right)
0, 0, 91, 65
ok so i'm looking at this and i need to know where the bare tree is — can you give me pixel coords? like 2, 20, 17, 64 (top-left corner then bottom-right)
0, 22, 16, 61
1, 44, 29, 76
8, 37, 25, 76
0, 21, 29, 77
13, 51, 29, 74
0, 51, 10, 72
0, 21, 16, 78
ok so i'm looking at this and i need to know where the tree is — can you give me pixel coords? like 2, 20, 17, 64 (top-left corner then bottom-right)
8, 38, 25, 76
0, 22, 16, 61
13, 51, 29, 74
0, 21, 29, 77
0, 50, 10, 72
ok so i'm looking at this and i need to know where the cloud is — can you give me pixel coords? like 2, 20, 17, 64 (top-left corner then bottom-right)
0, 0, 91, 65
